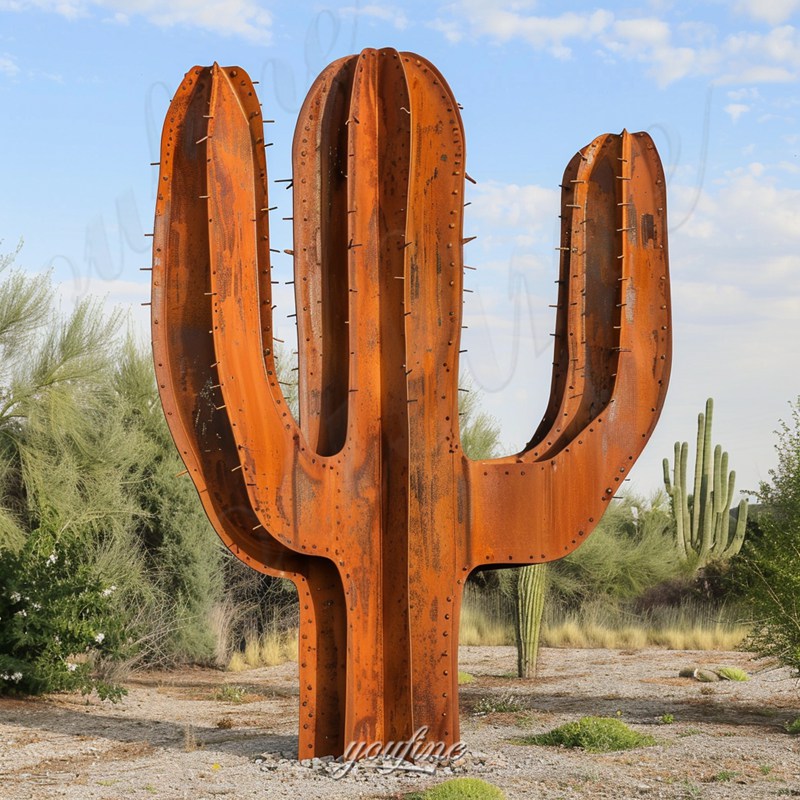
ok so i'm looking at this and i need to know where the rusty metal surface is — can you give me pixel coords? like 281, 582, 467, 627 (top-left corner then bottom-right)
151, 66, 345, 756
152, 49, 671, 757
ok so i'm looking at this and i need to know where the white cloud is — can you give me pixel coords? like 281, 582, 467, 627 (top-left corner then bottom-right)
604, 17, 713, 86
733, 64, 796, 83
725, 102, 750, 121
0, 53, 19, 77
0, 0, 273, 43
441, 1, 614, 58
436, 2, 800, 87
736, 0, 800, 25
469, 181, 559, 231
728, 86, 760, 101
428, 17, 463, 43
56, 276, 151, 337
340, 4, 408, 31
659, 158, 800, 259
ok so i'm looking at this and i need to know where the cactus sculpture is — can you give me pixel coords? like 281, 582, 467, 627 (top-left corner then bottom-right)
151, 49, 671, 757
663, 398, 748, 565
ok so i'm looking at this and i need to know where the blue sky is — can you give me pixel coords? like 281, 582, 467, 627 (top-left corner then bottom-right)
1, 0, 798, 500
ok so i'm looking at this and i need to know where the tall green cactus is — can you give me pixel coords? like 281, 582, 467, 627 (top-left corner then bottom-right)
663, 398, 748, 565
516, 563, 548, 678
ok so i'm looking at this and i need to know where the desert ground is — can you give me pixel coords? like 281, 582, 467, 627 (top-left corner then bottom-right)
1, 646, 798, 800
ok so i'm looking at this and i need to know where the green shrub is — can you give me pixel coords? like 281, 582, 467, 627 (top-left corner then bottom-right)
514, 716, 656, 752
738, 399, 800, 675
0, 525, 128, 700
546, 492, 683, 608
213, 684, 246, 703
716, 666, 749, 681
407, 777, 506, 800
0, 252, 227, 669
786, 717, 800, 735
114, 341, 225, 665
473, 692, 524, 713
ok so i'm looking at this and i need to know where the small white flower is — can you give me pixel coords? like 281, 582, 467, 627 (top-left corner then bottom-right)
1, 673, 8, 681
15, 609, 27, 618
94, 632, 105, 644
54, 635, 61, 644
31, 602, 41, 611
46, 553, 57, 565
11, 672, 22, 683
101, 585, 116, 597
66, 663, 78, 672
9, 592, 20, 603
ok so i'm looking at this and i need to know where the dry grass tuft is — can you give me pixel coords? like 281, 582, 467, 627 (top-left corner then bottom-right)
460, 591, 749, 651
226, 628, 299, 671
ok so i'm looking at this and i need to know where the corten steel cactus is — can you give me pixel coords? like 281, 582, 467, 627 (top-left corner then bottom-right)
151, 48, 672, 757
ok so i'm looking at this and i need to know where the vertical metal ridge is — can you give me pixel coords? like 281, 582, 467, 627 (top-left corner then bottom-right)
526, 148, 584, 452
293, 56, 357, 456
206, 64, 319, 552
399, 50, 466, 745
531, 133, 623, 461
153, 66, 276, 566
375, 47, 413, 743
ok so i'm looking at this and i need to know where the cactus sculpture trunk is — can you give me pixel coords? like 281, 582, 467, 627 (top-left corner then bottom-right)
151, 49, 671, 757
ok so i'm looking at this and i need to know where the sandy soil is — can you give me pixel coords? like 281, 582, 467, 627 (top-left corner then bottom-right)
1, 646, 798, 800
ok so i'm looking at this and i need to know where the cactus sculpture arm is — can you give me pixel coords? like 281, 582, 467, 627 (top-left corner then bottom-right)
152, 49, 672, 756
152, 66, 346, 755
663, 398, 748, 565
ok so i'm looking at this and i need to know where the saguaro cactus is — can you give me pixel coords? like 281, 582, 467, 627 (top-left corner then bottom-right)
516, 563, 548, 679
151, 49, 671, 757
663, 398, 748, 565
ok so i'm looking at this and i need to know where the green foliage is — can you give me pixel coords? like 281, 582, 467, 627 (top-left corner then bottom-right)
716, 666, 748, 681
0, 248, 228, 681
473, 692, 524, 714
457, 671, 474, 684
663, 398, 748, 566
515, 716, 656, 752
739, 398, 800, 675
406, 778, 506, 800
0, 525, 128, 699
516, 562, 546, 678
458, 375, 502, 461
116, 343, 224, 663
786, 717, 800, 735
467, 491, 689, 658
546, 492, 683, 608
213, 684, 247, 703
273, 343, 298, 419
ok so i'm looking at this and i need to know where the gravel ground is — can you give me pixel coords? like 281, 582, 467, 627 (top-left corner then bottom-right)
1, 646, 798, 799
